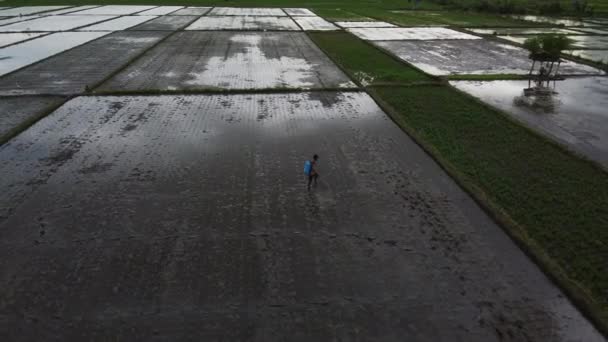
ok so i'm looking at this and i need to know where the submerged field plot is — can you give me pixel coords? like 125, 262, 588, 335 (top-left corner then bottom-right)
0, 4, 607, 341
0, 93, 603, 340
98, 31, 355, 91
452, 77, 608, 167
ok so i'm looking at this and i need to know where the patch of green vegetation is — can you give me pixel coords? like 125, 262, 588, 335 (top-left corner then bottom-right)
401, 10, 548, 26
309, 31, 433, 85
370, 84, 608, 331
351, 8, 442, 26
309, 8, 371, 21
446, 74, 528, 80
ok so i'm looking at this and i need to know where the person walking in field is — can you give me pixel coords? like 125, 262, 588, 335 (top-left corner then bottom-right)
304, 154, 319, 190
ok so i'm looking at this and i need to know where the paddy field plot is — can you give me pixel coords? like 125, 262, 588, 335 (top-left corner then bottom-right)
185, 16, 300, 31
128, 15, 197, 31
69, 5, 156, 16
0, 31, 170, 95
76, 15, 157, 31
293, 16, 339, 31
98, 31, 355, 91
0, 6, 70, 16
0, 32, 46, 48
0, 96, 64, 141
208, 7, 286, 16
0, 14, 116, 32
336, 21, 397, 28
0, 92, 602, 341
374, 39, 603, 76
135, 6, 183, 16
348, 27, 480, 41
167, 7, 211, 16
452, 77, 608, 168
0, 31, 109, 77
283, 8, 316, 16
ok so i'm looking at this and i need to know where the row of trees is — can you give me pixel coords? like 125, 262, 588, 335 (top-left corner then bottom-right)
522, 35, 574, 79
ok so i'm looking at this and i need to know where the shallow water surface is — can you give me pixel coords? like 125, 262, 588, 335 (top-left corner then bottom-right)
348, 27, 480, 40
0, 15, 116, 32
452, 77, 608, 167
294, 16, 339, 31
186, 16, 300, 31
0, 32, 46, 47
0, 31, 109, 76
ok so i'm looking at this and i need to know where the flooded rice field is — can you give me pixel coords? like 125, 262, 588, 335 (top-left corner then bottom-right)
0, 15, 46, 27
41, 6, 102, 16
571, 27, 608, 34
1, 6, 607, 340
135, 6, 184, 16
375, 39, 603, 75
185, 16, 301, 31
293, 16, 339, 31
570, 50, 608, 63
466, 27, 582, 35
283, 8, 316, 16
0, 31, 170, 95
0, 6, 70, 17
0, 32, 46, 48
77, 15, 157, 31
128, 15, 198, 31
348, 27, 480, 41
0, 15, 117, 32
0, 96, 64, 141
0, 31, 109, 77
0, 92, 603, 341
72, 5, 156, 16
336, 21, 397, 28
98, 32, 355, 91
168, 7, 211, 16
500, 34, 608, 49
452, 77, 608, 167
208, 7, 286, 16
511, 15, 600, 27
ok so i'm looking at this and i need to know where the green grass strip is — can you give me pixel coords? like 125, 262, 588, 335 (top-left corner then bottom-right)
369, 84, 608, 334
309, 32, 433, 86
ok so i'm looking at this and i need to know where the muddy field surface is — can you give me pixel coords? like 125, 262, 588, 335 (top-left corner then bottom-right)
185, 16, 301, 31
452, 77, 608, 168
375, 39, 603, 76
128, 15, 198, 31
0, 31, 170, 96
0, 96, 64, 141
0, 92, 603, 341
98, 31, 355, 91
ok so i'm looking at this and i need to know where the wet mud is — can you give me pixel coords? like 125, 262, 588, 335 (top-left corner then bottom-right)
0, 31, 110, 77
208, 7, 286, 16
0, 95, 64, 141
293, 16, 339, 31
98, 31, 355, 91
135, 6, 184, 16
128, 15, 198, 31
283, 8, 316, 16
348, 27, 480, 41
0, 32, 46, 48
0, 15, 117, 32
186, 16, 301, 31
336, 21, 397, 28
0, 92, 603, 341
0, 6, 70, 17
0, 31, 170, 95
168, 7, 211, 16
375, 39, 603, 75
77, 15, 157, 31
452, 77, 608, 168
72, 5, 156, 16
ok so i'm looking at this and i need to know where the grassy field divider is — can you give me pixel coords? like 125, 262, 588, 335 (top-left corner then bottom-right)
307, 31, 440, 87
366, 85, 608, 337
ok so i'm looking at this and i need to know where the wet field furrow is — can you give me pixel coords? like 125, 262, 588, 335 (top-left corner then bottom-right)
0, 31, 171, 95
0, 93, 602, 341
97, 31, 355, 91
